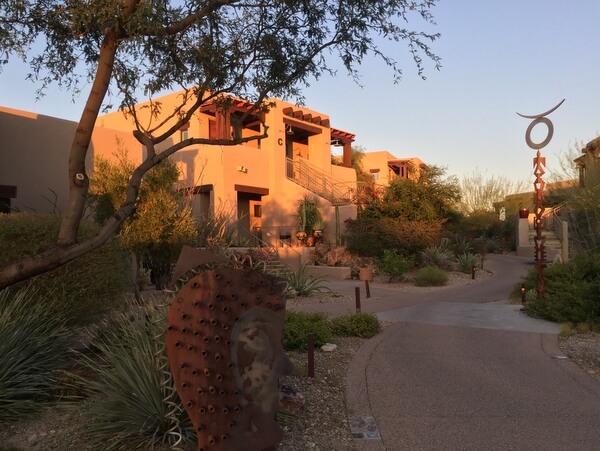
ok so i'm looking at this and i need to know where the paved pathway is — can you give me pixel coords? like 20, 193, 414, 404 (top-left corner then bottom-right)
295, 254, 600, 450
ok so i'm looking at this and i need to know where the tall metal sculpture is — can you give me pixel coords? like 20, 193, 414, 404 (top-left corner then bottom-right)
517, 99, 565, 297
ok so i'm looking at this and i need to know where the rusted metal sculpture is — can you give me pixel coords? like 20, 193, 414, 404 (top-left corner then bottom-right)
517, 99, 565, 296
166, 266, 292, 451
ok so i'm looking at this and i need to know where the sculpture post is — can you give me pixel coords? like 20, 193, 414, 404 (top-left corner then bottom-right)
517, 99, 564, 297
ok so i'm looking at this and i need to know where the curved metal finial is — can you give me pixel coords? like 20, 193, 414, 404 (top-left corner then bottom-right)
516, 98, 565, 119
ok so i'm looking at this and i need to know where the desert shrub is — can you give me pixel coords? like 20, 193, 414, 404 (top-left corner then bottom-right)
456, 253, 481, 274
284, 311, 332, 352
522, 251, 600, 324
196, 202, 243, 248
450, 237, 473, 256
284, 264, 331, 297
344, 216, 441, 257
71, 305, 195, 449
376, 250, 414, 282
0, 213, 129, 325
419, 242, 453, 269
414, 266, 448, 286
331, 312, 381, 338
0, 287, 69, 423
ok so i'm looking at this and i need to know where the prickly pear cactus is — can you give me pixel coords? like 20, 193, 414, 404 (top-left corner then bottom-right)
165, 268, 292, 451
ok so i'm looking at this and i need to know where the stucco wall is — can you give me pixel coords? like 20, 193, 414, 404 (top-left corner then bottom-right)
0, 106, 141, 214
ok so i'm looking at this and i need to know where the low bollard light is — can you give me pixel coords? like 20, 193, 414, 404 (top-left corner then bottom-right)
307, 333, 315, 378
355, 287, 361, 313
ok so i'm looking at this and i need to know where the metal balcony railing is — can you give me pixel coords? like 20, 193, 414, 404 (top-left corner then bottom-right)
285, 157, 355, 205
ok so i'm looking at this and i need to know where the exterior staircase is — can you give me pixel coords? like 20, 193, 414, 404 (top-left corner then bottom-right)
518, 206, 568, 263
285, 157, 354, 205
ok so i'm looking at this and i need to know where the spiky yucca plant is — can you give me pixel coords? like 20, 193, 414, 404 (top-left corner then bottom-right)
456, 253, 481, 274
285, 264, 331, 297
419, 242, 454, 269
72, 304, 194, 450
0, 287, 69, 422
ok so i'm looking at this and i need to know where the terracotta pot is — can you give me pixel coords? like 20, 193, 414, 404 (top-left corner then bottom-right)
518, 208, 529, 219
358, 267, 374, 282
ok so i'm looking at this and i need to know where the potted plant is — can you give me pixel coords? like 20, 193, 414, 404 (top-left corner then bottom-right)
312, 218, 325, 241
358, 265, 374, 282
295, 194, 323, 246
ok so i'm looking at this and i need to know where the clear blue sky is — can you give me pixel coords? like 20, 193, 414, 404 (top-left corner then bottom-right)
1, 0, 598, 185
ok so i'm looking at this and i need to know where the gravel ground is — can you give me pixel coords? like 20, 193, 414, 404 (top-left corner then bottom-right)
1, 277, 599, 450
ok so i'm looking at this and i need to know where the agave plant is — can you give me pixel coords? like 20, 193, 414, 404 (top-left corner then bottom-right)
450, 237, 473, 256
284, 264, 331, 297
456, 252, 481, 274
419, 242, 454, 269
71, 304, 194, 450
0, 287, 69, 422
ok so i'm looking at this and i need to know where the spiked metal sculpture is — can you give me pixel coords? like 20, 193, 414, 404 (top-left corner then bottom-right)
165, 267, 292, 451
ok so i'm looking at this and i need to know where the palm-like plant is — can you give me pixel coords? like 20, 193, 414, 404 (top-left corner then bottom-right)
295, 194, 323, 235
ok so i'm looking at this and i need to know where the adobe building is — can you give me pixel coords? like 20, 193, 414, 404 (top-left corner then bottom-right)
574, 136, 600, 187
359, 151, 427, 185
0, 106, 141, 214
1, 92, 358, 250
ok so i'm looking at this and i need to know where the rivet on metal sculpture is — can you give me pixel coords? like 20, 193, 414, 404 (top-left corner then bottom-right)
517, 99, 565, 297
166, 266, 293, 451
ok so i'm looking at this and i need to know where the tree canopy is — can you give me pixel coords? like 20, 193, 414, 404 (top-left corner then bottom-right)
459, 168, 526, 215
0, 0, 441, 289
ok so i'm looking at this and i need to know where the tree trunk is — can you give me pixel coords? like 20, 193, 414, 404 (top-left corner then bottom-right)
58, 33, 118, 246
0, 33, 119, 290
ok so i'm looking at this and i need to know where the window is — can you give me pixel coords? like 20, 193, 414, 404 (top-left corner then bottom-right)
179, 122, 190, 141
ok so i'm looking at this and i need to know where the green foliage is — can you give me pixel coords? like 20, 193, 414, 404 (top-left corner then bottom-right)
90, 148, 198, 289
458, 168, 526, 215
331, 312, 381, 338
414, 266, 448, 287
284, 264, 331, 297
347, 166, 459, 257
0, 213, 129, 325
373, 166, 461, 222
522, 251, 600, 324
0, 287, 69, 423
419, 242, 454, 269
295, 194, 323, 234
1, 2, 440, 113
456, 253, 481, 274
376, 250, 414, 282
284, 311, 332, 352
71, 305, 195, 450
449, 237, 473, 256
344, 216, 441, 257
196, 202, 242, 248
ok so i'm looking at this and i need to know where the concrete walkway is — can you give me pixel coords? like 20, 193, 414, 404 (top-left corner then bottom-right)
294, 254, 600, 450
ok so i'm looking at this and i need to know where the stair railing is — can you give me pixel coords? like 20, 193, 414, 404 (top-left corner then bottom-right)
286, 157, 355, 205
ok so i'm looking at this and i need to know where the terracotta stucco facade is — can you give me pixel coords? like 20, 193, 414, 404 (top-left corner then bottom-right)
0, 106, 141, 214
1, 92, 358, 247
360, 151, 427, 186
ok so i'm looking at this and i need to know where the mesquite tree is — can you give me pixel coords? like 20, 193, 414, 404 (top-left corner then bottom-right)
0, 0, 441, 289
